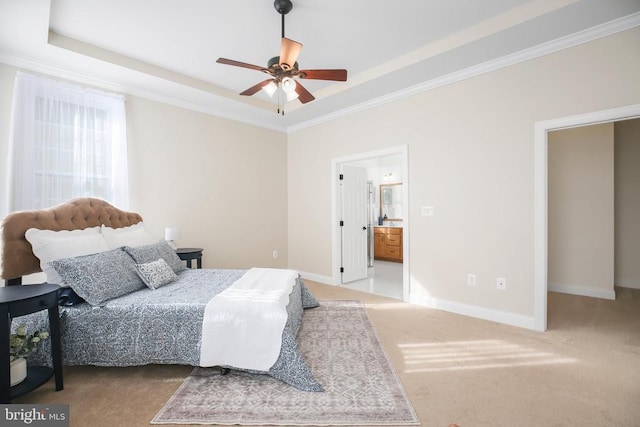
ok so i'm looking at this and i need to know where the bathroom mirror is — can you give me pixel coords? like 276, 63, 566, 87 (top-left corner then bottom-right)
380, 183, 403, 220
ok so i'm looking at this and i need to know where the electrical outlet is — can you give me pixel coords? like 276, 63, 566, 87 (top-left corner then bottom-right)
496, 277, 506, 290
467, 273, 476, 286
272, 250, 278, 259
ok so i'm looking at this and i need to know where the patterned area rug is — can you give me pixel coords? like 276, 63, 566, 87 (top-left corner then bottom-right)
152, 300, 420, 425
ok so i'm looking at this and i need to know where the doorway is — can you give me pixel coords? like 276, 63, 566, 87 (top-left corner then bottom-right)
533, 104, 640, 331
331, 146, 409, 301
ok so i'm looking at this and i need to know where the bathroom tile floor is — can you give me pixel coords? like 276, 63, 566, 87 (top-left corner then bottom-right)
341, 260, 403, 300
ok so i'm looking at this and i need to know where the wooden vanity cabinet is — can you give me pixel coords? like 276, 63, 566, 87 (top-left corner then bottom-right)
374, 227, 403, 262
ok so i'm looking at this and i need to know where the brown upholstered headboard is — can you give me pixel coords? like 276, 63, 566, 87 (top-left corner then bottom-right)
1, 198, 142, 283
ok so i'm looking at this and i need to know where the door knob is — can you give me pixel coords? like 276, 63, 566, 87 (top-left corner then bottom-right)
362, 226, 367, 230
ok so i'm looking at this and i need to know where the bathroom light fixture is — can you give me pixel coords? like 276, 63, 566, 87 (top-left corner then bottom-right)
164, 227, 179, 250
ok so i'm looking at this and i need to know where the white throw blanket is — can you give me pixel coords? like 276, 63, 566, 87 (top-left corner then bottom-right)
199, 268, 298, 371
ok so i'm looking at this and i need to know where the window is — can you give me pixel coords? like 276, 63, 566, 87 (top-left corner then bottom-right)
7, 71, 129, 211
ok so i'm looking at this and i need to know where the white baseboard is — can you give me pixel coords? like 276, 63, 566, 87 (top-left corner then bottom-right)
409, 294, 536, 330
548, 282, 616, 300
298, 271, 337, 286
614, 280, 640, 290
298, 272, 536, 330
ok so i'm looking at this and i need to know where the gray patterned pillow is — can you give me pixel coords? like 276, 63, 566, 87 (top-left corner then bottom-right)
123, 240, 186, 273
51, 248, 146, 306
135, 258, 178, 290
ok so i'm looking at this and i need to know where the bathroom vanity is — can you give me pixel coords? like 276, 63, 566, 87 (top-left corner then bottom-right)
374, 227, 403, 262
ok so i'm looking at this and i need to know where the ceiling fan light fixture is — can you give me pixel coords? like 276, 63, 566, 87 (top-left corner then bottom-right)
281, 77, 296, 93
262, 81, 278, 97
285, 89, 299, 102
281, 77, 299, 101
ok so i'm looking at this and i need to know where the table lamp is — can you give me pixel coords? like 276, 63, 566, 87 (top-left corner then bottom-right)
164, 227, 179, 250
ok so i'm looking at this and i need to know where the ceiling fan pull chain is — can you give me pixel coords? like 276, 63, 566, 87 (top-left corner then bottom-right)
277, 85, 282, 115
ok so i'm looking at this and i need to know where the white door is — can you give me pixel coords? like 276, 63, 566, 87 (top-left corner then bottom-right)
340, 163, 368, 283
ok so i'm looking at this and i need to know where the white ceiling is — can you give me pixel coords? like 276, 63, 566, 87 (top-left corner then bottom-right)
1, 0, 639, 132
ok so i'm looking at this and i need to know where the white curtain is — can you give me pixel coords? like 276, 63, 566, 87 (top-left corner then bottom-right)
6, 71, 129, 212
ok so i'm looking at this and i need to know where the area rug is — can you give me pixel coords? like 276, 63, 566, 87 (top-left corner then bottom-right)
152, 300, 420, 425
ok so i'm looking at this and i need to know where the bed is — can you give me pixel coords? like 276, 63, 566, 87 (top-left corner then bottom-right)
0, 198, 322, 392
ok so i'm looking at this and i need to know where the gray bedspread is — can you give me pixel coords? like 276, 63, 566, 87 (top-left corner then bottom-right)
18, 269, 323, 391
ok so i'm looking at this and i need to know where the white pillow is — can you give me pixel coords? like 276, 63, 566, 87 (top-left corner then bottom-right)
25, 226, 109, 286
101, 222, 154, 249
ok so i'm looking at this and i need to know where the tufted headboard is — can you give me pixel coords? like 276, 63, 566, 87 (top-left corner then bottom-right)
1, 198, 142, 284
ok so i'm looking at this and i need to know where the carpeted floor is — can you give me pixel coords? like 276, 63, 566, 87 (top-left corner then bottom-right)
12, 282, 640, 426
152, 300, 419, 425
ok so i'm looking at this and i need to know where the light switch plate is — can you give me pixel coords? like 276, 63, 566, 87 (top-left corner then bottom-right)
421, 206, 434, 216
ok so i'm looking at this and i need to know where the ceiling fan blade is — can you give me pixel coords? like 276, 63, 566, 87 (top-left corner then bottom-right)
299, 69, 347, 81
216, 58, 269, 73
280, 37, 303, 69
294, 81, 315, 104
239, 79, 275, 96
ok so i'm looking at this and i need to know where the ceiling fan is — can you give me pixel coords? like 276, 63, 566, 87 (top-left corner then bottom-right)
216, 0, 347, 114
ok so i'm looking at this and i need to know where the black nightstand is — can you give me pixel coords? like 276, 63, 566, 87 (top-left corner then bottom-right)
0, 283, 64, 403
176, 248, 203, 269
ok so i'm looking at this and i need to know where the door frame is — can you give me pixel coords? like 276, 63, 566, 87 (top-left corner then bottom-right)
533, 103, 640, 331
331, 145, 410, 301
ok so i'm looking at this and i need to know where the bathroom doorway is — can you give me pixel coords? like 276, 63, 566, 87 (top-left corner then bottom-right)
331, 146, 409, 301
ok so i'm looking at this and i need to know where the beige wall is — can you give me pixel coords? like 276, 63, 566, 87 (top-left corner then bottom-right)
548, 124, 615, 298
287, 27, 640, 319
615, 118, 640, 289
126, 96, 289, 270
0, 64, 289, 286
546, 118, 640, 293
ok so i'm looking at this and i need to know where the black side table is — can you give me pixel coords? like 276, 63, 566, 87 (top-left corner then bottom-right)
0, 284, 63, 403
176, 248, 203, 269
